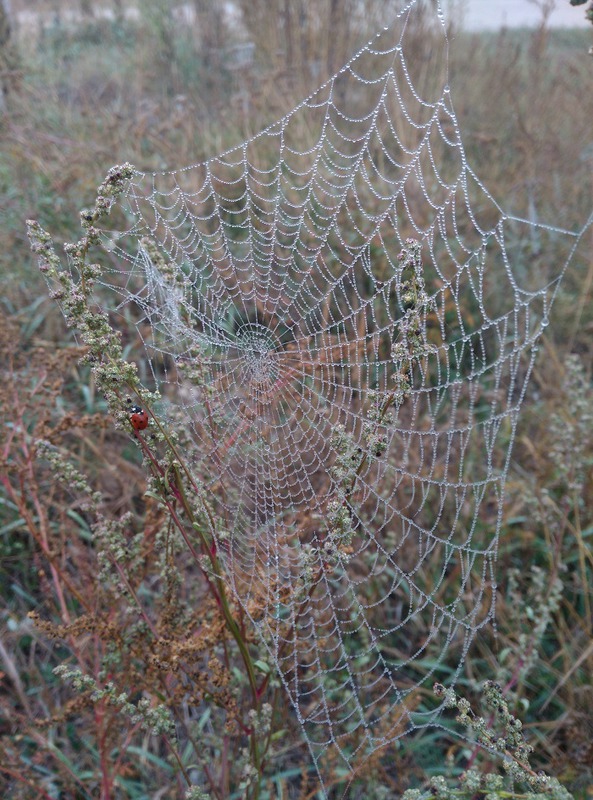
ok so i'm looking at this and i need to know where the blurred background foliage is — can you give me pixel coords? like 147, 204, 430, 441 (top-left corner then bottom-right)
0, 1, 592, 798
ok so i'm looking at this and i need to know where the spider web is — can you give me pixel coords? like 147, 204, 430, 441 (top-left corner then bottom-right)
93, 0, 588, 791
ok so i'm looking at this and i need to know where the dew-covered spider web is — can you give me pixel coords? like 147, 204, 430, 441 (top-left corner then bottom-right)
91, 0, 589, 791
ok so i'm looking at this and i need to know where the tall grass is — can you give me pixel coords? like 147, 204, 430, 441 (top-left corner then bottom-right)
1, 2, 592, 798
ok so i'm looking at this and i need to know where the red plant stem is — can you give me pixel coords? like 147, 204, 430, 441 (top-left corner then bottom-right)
126, 400, 264, 789
0, 767, 56, 799
165, 499, 222, 605
14, 383, 72, 624
96, 701, 113, 800
111, 558, 159, 638
128, 428, 222, 601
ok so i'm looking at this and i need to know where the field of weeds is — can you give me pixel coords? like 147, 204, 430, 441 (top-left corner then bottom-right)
1, 2, 592, 799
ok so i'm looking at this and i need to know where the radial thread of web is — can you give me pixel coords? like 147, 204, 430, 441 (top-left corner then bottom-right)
89, 0, 587, 791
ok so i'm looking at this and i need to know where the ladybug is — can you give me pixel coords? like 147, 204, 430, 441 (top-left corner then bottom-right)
129, 404, 149, 432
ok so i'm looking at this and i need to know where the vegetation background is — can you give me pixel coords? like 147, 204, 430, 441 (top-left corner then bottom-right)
1, 1, 592, 798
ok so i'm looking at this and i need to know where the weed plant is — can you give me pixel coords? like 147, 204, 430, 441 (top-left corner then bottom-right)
1, 2, 592, 798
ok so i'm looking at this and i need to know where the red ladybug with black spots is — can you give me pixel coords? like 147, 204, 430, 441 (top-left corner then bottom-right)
128, 403, 149, 432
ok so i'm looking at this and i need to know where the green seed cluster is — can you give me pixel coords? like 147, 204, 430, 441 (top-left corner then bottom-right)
184, 788, 212, 800
54, 665, 176, 738
391, 237, 431, 408
428, 681, 574, 799
36, 440, 101, 508
27, 165, 161, 429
